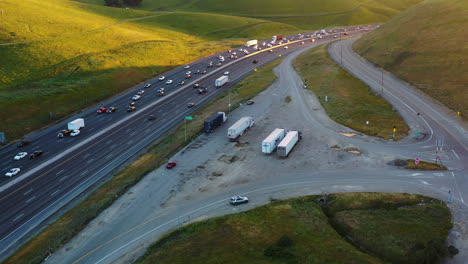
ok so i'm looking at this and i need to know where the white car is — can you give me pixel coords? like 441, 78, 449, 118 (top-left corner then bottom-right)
137, 90, 145, 95
70, 130, 80, 137
185, 71, 191, 75
158, 76, 165, 81
184, 65, 190, 69
166, 80, 173, 85
230, 195, 249, 205
224, 71, 229, 75
14, 152, 28, 160
284, 46, 289, 49
144, 83, 151, 88
5, 168, 20, 177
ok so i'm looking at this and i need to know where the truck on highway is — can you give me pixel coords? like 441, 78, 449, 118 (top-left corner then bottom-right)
270, 34, 283, 44
262, 128, 285, 154
204, 112, 227, 133
227, 117, 254, 141
68, 118, 84, 130
215, 75, 229, 88
277, 131, 301, 157
246, 40, 258, 47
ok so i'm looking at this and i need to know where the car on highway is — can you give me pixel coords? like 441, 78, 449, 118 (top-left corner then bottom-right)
224, 71, 229, 75
195, 70, 201, 74
132, 95, 141, 101
193, 83, 200, 88
185, 74, 192, 79
187, 102, 195, 108
179, 81, 185, 85
166, 80, 173, 85
184, 65, 190, 69
127, 106, 136, 112
106, 107, 117, 113
57, 129, 72, 138
29, 150, 44, 159
14, 152, 28, 160
207, 62, 214, 68
201, 70, 207, 74
216, 63, 222, 67
148, 115, 156, 121
230, 196, 249, 205
300, 41, 304, 45
96, 107, 107, 114
158, 76, 165, 81
137, 90, 145, 95
5, 168, 20, 177
70, 130, 80, 137
166, 161, 177, 169
17, 140, 31, 148
269, 49, 273, 52
246, 100, 255, 105
198, 87, 208, 94
284, 46, 288, 49
185, 70, 192, 75
144, 83, 152, 88
252, 59, 258, 64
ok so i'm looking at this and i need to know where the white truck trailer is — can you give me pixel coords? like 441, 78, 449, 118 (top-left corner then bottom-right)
261, 128, 285, 154
246, 39, 258, 47
277, 131, 301, 157
227, 117, 254, 141
67, 118, 85, 130
215, 75, 229, 88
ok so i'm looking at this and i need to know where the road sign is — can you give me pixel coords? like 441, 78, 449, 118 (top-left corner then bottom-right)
278, 54, 282, 57
415, 158, 420, 165
414, 130, 419, 134
185, 116, 193, 120
0, 132, 5, 143
254, 68, 258, 72
393, 128, 397, 133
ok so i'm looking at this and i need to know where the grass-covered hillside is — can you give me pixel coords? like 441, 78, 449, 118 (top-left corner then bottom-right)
354, 0, 468, 119
136, 193, 452, 264
0, 0, 421, 141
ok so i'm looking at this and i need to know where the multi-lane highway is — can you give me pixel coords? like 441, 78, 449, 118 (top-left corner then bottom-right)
0, 25, 376, 258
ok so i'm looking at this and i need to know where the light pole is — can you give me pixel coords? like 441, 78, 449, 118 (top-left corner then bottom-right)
228, 89, 231, 114
340, 31, 343, 66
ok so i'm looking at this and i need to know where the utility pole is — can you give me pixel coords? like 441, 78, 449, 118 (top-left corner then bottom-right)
340, 32, 343, 66
228, 89, 231, 114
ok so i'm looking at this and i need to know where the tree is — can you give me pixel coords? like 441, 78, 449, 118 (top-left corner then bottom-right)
123, 0, 143, 6
104, 0, 122, 7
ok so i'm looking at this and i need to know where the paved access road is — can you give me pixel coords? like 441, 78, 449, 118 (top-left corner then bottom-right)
46, 36, 468, 263
0, 25, 377, 259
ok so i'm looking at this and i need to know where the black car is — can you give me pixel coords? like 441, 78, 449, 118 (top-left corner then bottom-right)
29, 150, 44, 159
188, 102, 195, 108
148, 115, 156, 120
198, 87, 208, 94
127, 106, 136, 112
253, 59, 258, 64
17, 140, 31, 148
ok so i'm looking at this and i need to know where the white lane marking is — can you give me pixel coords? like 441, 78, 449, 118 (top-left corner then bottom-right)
79, 170, 88, 176
130, 132, 136, 136
145, 128, 151, 133
106, 140, 113, 145
88, 127, 95, 131
56, 169, 65, 175
59, 176, 69, 182
452, 172, 465, 204
105, 154, 113, 159
83, 153, 91, 158
419, 180, 431, 185
127, 140, 134, 145
13, 213, 24, 222
86, 158, 94, 164
126, 128, 132, 133
50, 190, 60, 196
25, 196, 36, 204
433, 172, 444, 177
110, 144, 117, 149
23, 189, 33, 195
157, 110, 162, 113
451, 149, 460, 160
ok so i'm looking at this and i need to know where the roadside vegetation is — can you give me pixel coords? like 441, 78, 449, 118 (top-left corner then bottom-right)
135, 193, 452, 264
353, 0, 468, 120
293, 44, 409, 140
4, 57, 283, 264
405, 159, 447, 170
1, 0, 421, 141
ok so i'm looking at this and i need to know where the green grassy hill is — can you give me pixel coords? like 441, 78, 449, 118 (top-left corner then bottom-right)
354, 0, 468, 119
0, 0, 421, 141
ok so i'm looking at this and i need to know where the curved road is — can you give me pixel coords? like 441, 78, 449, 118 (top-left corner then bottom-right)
46, 36, 468, 263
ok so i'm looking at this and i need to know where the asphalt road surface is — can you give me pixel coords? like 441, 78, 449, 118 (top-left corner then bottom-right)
0, 25, 376, 259
45, 37, 468, 263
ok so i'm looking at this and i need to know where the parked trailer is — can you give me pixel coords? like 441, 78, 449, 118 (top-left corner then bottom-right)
215, 75, 229, 88
246, 39, 258, 47
67, 118, 85, 130
227, 117, 254, 140
204, 112, 227, 133
277, 131, 301, 157
261, 128, 285, 154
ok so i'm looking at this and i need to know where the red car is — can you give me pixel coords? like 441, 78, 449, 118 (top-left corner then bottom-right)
166, 161, 177, 169
97, 107, 107, 114
185, 74, 192, 79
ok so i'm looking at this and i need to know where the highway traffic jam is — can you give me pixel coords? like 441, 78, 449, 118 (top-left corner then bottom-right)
0, 25, 378, 254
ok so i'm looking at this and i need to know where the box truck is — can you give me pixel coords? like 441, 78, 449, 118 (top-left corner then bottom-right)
68, 118, 85, 130
246, 40, 258, 47
215, 75, 229, 88
204, 112, 227, 133
270, 34, 283, 44
277, 131, 301, 157
262, 128, 285, 154
227, 117, 254, 140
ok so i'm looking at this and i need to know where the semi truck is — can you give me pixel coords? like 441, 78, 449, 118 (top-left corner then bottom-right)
68, 118, 84, 130
215, 75, 229, 88
246, 40, 258, 47
204, 112, 227, 133
261, 128, 285, 154
270, 34, 283, 44
227, 117, 254, 141
277, 131, 301, 157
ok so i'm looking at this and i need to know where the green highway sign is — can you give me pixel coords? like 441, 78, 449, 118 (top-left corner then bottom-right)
185, 116, 193, 120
